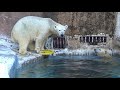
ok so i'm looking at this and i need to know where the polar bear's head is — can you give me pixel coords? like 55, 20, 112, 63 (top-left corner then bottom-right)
53, 24, 68, 37
94, 48, 112, 57
94, 48, 106, 54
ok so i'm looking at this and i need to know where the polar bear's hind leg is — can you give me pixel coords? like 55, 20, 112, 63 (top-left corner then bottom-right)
18, 39, 29, 55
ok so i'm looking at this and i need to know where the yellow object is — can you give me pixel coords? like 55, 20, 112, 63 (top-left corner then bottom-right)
40, 50, 54, 55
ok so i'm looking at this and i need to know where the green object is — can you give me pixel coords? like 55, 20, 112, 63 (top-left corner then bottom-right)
40, 50, 54, 55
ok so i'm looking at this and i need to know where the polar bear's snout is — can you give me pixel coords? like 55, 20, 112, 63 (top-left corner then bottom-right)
57, 31, 65, 37
61, 34, 64, 37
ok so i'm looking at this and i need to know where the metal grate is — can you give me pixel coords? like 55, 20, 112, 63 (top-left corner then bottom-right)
80, 35, 107, 45
53, 37, 66, 49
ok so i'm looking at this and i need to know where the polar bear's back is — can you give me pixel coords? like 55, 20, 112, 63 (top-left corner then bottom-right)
11, 16, 53, 42
13, 16, 51, 30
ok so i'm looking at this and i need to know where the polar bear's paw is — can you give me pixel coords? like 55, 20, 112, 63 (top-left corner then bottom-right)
35, 47, 40, 53
26, 52, 32, 55
19, 49, 27, 55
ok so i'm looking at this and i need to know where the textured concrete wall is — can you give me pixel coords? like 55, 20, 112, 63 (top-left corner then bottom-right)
0, 12, 43, 37
56, 12, 116, 37
0, 12, 117, 37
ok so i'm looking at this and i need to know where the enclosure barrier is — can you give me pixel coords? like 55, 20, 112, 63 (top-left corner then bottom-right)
45, 34, 110, 50
45, 37, 66, 49
79, 34, 107, 45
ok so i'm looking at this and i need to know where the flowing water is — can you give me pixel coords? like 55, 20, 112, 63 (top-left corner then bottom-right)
15, 55, 120, 78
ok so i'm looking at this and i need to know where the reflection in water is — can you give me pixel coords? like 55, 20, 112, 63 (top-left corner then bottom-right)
16, 55, 120, 78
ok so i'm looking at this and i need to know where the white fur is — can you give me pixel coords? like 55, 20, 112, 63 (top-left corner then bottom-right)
95, 48, 112, 58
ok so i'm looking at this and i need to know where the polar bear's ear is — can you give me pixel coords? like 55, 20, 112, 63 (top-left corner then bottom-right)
65, 25, 68, 30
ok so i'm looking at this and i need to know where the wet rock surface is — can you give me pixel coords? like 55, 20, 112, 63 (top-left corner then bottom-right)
0, 35, 42, 78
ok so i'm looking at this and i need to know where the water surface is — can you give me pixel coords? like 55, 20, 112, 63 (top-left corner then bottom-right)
16, 55, 120, 78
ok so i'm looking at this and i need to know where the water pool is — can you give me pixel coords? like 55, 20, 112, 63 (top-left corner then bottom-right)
15, 55, 120, 78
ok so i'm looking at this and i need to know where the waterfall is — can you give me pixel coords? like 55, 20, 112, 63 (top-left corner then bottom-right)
113, 12, 120, 49
115, 12, 120, 38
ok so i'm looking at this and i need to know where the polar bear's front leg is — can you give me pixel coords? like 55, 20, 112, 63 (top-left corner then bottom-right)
41, 39, 47, 50
35, 36, 44, 53
35, 39, 40, 53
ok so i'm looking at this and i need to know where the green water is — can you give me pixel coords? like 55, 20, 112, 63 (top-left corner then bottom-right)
16, 55, 120, 78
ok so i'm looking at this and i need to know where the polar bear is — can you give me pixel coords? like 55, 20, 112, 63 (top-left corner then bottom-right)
11, 16, 68, 55
94, 48, 112, 58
